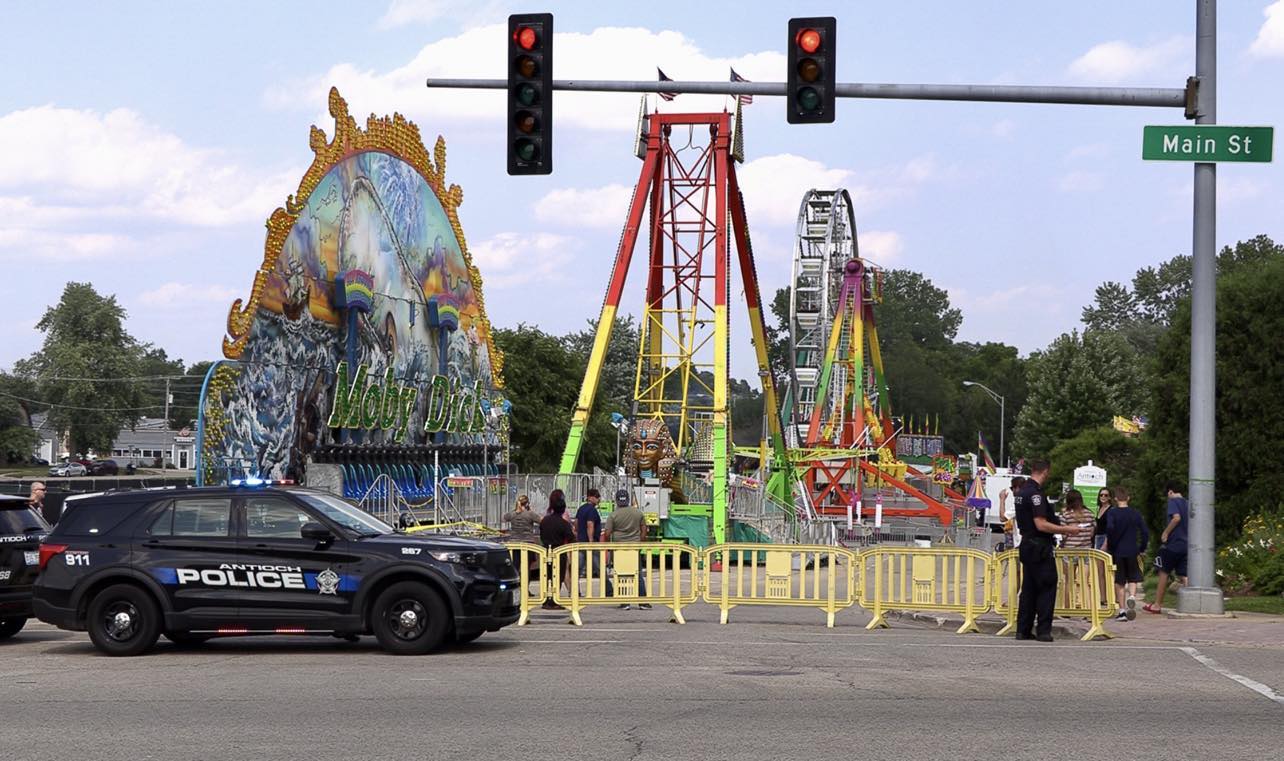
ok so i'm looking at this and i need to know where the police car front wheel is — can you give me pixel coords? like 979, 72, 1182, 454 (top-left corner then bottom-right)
371, 582, 448, 655
87, 584, 161, 657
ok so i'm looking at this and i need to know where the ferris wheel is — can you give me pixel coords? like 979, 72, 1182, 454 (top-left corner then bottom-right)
785, 189, 860, 446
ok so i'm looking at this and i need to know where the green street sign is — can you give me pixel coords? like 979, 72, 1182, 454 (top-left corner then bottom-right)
1143, 125, 1273, 162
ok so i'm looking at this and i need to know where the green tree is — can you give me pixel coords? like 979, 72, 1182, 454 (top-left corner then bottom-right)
1148, 245, 1284, 541
0, 373, 38, 463
877, 269, 962, 351
18, 283, 143, 456
1047, 426, 1145, 507
493, 324, 580, 472
766, 286, 791, 377
167, 360, 215, 431
1012, 330, 1145, 458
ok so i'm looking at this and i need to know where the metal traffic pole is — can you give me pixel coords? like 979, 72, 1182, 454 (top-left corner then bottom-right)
1179, 0, 1223, 615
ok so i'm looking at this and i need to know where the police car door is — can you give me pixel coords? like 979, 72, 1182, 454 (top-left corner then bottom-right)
237, 495, 357, 628
140, 496, 240, 623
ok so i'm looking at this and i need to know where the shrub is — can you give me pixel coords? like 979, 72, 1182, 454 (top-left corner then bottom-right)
1217, 509, 1284, 596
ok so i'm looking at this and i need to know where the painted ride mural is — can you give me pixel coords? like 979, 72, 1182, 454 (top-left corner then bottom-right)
201, 88, 505, 484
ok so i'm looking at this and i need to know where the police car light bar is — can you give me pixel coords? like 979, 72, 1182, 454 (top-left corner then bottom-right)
229, 478, 296, 488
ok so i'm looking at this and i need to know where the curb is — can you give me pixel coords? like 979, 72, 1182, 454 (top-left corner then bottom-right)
888, 609, 1090, 640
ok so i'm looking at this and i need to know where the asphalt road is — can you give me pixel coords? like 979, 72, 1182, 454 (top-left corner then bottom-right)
2, 607, 1281, 761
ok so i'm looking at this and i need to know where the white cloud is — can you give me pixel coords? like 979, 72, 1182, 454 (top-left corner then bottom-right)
138, 282, 240, 307
534, 183, 634, 228
0, 105, 297, 260
1067, 37, 1188, 84
736, 154, 854, 226
859, 230, 905, 266
265, 25, 785, 132
469, 231, 575, 288
1250, 1, 1284, 57
378, 0, 506, 29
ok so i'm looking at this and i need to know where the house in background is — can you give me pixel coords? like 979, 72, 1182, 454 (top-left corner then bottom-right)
30, 413, 196, 470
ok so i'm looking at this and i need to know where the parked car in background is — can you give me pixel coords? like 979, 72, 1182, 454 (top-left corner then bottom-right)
48, 462, 87, 477
88, 459, 119, 476
27, 457, 49, 467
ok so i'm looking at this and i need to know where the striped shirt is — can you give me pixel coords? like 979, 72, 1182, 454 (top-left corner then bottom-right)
1059, 506, 1096, 549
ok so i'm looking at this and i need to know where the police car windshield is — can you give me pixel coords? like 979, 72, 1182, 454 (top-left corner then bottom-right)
296, 493, 393, 537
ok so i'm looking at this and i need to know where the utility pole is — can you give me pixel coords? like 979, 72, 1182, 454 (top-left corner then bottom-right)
164, 378, 171, 426
1179, 0, 1223, 614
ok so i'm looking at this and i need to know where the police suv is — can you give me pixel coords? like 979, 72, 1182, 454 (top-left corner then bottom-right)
1, 494, 51, 640
33, 482, 520, 656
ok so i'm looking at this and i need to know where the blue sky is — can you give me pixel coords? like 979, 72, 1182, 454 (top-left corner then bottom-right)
2, 1, 1282, 382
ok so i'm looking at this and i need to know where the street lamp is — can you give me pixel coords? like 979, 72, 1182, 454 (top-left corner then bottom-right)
609, 412, 629, 474
962, 380, 1005, 469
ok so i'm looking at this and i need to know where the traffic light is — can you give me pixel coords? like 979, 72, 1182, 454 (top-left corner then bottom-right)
787, 17, 836, 124
508, 13, 553, 175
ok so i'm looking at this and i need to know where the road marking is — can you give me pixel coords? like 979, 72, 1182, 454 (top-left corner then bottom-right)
1181, 646, 1284, 707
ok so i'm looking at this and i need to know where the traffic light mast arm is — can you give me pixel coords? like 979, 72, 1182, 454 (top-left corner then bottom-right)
428, 78, 1187, 109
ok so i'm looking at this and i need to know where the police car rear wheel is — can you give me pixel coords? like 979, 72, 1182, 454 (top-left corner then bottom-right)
0, 617, 27, 640
371, 582, 447, 655
87, 584, 161, 657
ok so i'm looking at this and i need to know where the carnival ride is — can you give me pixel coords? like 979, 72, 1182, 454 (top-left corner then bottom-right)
557, 109, 797, 546
556, 108, 959, 548
780, 191, 952, 524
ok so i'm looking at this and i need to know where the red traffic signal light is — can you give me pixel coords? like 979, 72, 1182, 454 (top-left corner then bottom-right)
796, 28, 822, 54
514, 25, 539, 51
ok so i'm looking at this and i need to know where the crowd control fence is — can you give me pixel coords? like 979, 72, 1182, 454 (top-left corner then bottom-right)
703, 544, 855, 628
498, 541, 1115, 639
993, 548, 1118, 641
550, 543, 701, 626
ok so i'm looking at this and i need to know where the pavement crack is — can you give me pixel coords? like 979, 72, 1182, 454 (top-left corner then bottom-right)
623, 724, 644, 761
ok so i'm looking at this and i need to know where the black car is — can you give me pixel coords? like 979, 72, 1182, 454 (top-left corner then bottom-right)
87, 459, 119, 476
1, 494, 52, 640
33, 483, 519, 656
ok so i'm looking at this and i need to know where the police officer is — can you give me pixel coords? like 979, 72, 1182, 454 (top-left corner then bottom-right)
1014, 460, 1088, 642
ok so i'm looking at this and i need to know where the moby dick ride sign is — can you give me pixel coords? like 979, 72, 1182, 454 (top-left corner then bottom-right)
1143, 125, 1273, 162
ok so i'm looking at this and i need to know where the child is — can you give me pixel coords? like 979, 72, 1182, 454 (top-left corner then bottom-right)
1103, 485, 1148, 621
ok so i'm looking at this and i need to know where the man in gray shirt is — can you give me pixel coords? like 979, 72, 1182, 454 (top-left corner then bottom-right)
603, 488, 650, 609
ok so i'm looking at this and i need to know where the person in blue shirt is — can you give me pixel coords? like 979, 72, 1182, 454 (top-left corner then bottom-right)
1104, 485, 1149, 622
575, 489, 604, 580
1145, 480, 1189, 614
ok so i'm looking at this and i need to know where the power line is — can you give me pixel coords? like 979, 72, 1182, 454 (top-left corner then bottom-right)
0, 390, 169, 413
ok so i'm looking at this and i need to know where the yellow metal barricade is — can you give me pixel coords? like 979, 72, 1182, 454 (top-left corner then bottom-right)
860, 547, 992, 634
702, 544, 856, 628
551, 543, 699, 626
504, 542, 550, 626
992, 549, 1020, 636
991, 548, 1117, 641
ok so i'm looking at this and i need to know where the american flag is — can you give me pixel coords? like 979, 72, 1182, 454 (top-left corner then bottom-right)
730, 68, 752, 105
657, 68, 677, 101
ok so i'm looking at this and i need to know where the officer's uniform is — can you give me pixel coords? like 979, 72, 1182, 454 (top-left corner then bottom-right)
1014, 478, 1058, 639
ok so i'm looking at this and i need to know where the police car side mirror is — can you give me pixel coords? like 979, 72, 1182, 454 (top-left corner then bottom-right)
301, 522, 334, 543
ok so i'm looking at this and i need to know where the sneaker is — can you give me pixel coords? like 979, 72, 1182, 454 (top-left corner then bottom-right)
617, 604, 632, 610
1114, 611, 1129, 622
1126, 597, 1137, 621
1035, 634, 1054, 643
638, 603, 652, 610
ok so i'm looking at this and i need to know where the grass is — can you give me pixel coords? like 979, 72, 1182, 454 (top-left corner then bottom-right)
1224, 596, 1284, 615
